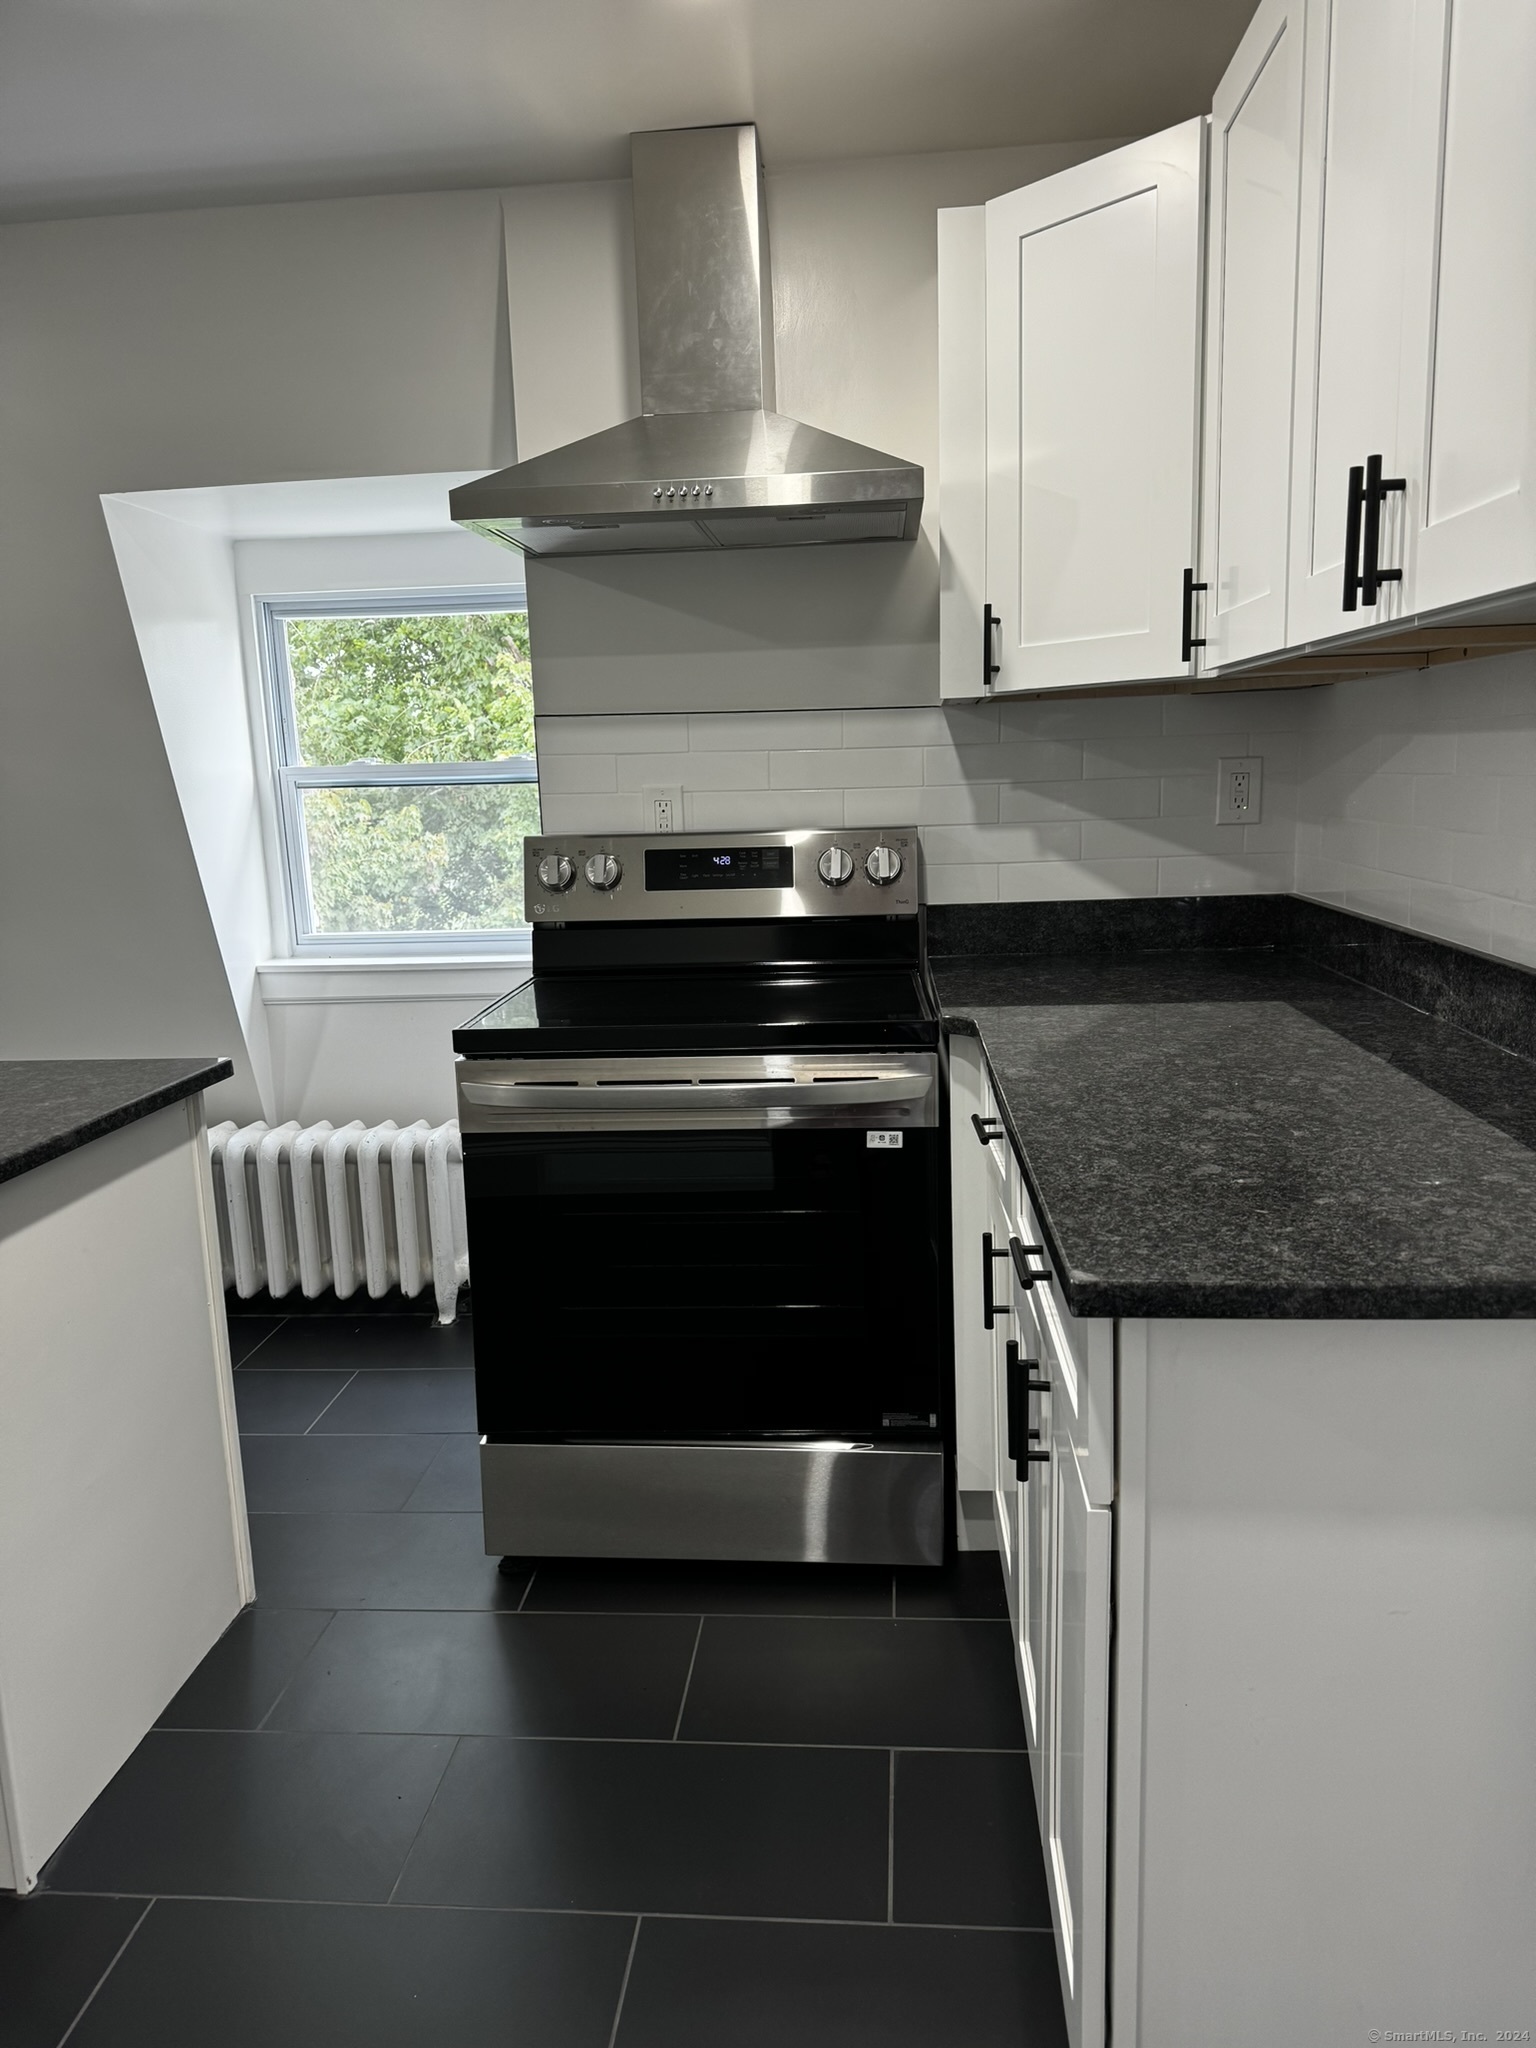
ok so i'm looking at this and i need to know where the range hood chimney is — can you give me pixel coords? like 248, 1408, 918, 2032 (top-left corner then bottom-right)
450, 124, 923, 557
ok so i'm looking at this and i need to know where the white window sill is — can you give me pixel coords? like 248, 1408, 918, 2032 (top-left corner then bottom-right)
257, 954, 530, 1006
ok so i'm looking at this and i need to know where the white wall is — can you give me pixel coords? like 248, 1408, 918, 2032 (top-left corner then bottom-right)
539, 687, 1302, 902
1296, 648, 1536, 967
0, 190, 513, 1120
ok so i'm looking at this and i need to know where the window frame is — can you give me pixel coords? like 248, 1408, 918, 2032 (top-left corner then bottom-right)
256, 587, 539, 958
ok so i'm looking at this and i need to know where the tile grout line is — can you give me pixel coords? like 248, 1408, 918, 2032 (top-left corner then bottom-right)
385, 1735, 462, 1906
230, 1317, 287, 1368
56, 1896, 155, 2044
605, 1918, 643, 2048
516, 1568, 536, 1614
147, 1727, 1025, 1755
886, 1751, 896, 1924
255, 1612, 341, 1732
301, 1372, 359, 1435
49, 1891, 1049, 1934
671, 1618, 705, 1740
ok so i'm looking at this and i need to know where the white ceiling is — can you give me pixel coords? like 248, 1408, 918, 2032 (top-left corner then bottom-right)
0, 0, 1254, 223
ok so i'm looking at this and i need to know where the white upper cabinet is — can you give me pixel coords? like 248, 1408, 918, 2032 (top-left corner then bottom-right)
1288, 0, 1423, 643
1199, 0, 1310, 669
983, 121, 1206, 693
1399, 0, 1536, 616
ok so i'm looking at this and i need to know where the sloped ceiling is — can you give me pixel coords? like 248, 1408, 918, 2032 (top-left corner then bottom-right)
1, 0, 1254, 221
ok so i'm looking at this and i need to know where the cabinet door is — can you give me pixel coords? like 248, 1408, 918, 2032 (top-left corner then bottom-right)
1288, 0, 1422, 642
947, 1037, 998, 1496
984, 121, 1206, 692
1399, 0, 1536, 615
987, 1190, 1020, 1589
938, 205, 989, 700
1011, 1284, 1053, 1780
1046, 1441, 1113, 2048
1199, 0, 1311, 669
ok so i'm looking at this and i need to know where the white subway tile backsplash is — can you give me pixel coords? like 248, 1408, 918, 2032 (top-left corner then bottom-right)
843, 704, 1001, 749
997, 694, 1165, 741
1081, 819, 1235, 862
1374, 823, 1455, 885
538, 792, 645, 834
1410, 880, 1494, 953
684, 789, 843, 831
1083, 733, 1252, 780
1412, 772, 1498, 832
687, 711, 840, 752
536, 715, 688, 755
924, 823, 1080, 865
1000, 777, 1160, 824
925, 740, 1083, 786
926, 863, 1000, 904
998, 858, 1160, 900
770, 748, 923, 789
616, 750, 769, 792
844, 785, 999, 827
538, 753, 617, 794
1156, 852, 1289, 896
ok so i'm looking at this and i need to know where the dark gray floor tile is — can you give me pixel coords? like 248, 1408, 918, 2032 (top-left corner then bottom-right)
234, 1370, 354, 1435
402, 1434, 481, 1512
394, 1737, 888, 1920
0, 1894, 146, 2048
240, 1434, 446, 1512
256, 1317, 472, 1371
613, 1918, 1067, 2048
894, 1550, 1009, 1619
249, 1513, 525, 1610
226, 1316, 286, 1367
679, 1618, 1026, 1749
66, 1899, 633, 2048
522, 1559, 893, 1617
894, 1750, 1051, 1929
43, 1730, 454, 1903
156, 1607, 334, 1729
310, 1368, 477, 1434
267, 1610, 701, 1738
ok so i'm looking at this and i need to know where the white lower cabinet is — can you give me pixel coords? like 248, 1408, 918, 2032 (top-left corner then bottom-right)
951, 1055, 1536, 2042
1044, 1442, 1112, 2048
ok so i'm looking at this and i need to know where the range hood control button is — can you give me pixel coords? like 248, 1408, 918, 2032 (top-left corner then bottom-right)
536, 853, 575, 892
866, 845, 903, 886
817, 846, 855, 887
584, 853, 622, 891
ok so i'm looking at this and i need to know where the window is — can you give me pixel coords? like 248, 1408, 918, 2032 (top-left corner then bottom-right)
259, 592, 539, 954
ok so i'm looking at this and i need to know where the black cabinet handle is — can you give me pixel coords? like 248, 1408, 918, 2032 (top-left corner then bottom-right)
1344, 456, 1405, 610
971, 1113, 1004, 1147
1180, 566, 1208, 664
981, 1232, 1012, 1330
1005, 1340, 1052, 1481
1360, 452, 1406, 607
1007, 1236, 1051, 1292
982, 603, 1001, 691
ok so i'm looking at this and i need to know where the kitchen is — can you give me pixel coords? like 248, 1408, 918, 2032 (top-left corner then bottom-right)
1, 0, 1535, 2042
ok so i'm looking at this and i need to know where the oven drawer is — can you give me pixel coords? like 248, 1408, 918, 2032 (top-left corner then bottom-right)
480, 1440, 944, 1566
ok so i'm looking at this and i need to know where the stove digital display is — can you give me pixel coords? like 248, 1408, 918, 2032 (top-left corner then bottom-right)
644, 845, 795, 891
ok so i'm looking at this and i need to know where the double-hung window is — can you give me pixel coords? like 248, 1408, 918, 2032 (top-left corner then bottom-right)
260, 592, 539, 954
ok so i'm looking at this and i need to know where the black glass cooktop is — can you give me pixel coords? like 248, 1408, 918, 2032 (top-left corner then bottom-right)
453, 969, 939, 1055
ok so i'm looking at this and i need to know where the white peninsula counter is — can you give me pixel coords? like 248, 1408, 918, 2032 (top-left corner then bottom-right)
0, 1058, 250, 1892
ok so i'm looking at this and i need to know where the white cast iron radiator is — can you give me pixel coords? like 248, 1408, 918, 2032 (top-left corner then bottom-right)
207, 1120, 468, 1324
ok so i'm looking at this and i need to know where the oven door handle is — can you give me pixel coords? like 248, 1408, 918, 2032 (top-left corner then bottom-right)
459, 1074, 933, 1111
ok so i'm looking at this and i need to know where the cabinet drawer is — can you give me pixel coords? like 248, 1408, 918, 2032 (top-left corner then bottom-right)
1009, 1175, 1114, 1509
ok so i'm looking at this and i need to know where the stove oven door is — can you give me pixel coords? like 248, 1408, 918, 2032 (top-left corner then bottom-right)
458, 1052, 947, 1566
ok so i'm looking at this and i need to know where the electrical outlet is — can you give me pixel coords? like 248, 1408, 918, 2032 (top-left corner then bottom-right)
1216, 755, 1262, 825
643, 786, 682, 833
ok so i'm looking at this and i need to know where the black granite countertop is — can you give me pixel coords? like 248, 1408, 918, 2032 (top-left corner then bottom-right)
934, 947, 1536, 1319
0, 1058, 234, 1187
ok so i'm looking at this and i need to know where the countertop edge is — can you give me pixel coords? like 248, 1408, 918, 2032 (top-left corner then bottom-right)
939, 1005, 1536, 1322
0, 1059, 236, 1189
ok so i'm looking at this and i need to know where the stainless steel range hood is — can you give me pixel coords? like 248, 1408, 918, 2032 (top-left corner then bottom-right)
450, 125, 923, 557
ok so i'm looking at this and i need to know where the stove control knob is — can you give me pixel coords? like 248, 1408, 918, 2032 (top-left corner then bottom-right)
817, 845, 855, 887
865, 844, 903, 886
536, 853, 575, 893
583, 852, 622, 891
